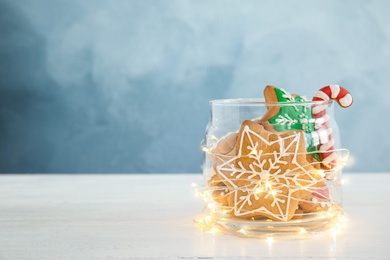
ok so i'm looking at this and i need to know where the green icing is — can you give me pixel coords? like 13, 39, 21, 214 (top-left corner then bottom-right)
269, 88, 314, 133
268, 87, 319, 159
307, 145, 321, 161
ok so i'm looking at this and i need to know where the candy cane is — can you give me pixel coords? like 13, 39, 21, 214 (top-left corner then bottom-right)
312, 85, 353, 170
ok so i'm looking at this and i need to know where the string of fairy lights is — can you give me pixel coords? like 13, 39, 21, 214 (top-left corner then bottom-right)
194, 138, 350, 239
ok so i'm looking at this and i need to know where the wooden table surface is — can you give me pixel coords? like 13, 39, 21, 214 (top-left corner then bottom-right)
0, 173, 389, 259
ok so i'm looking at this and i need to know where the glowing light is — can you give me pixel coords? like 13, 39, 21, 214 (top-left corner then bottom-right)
319, 212, 327, 219
211, 227, 219, 234
202, 147, 212, 154
238, 228, 247, 235
327, 212, 335, 218
200, 190, 212, 202
267, 236, 274, 246
255, 188, 263, 194
194, 161, 346, 239
331, 227, 340, 237
318, 170, 325, 178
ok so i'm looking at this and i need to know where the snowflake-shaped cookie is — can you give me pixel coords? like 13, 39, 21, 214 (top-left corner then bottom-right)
215, 120, 324, 221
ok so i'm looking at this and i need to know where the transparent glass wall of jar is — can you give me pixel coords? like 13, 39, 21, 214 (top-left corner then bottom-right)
197, 98, 348, 238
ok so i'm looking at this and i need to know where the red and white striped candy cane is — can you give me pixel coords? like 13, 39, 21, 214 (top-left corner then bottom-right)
312, 85, 353, 170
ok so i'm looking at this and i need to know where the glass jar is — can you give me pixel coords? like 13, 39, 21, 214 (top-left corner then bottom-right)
196, 98, 348, 238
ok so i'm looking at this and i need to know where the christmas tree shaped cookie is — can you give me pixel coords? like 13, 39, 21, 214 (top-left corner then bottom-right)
261, 85, 320, 161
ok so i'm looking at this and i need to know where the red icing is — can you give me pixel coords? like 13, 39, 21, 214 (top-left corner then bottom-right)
314, 85, 352, 107
312, 184, 330, 199
312, 85, 353, 170
321, 86, 332, 99
312, 108, 327, 118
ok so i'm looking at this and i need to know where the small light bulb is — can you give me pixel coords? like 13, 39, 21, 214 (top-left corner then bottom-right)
267, 236, 274, 246
331, 227, 338, 237
202, 147, 211, 154
211, 227, 219, 234
318, 170, 325, 177
238, 228, 247, 235
211, 135, 219, 140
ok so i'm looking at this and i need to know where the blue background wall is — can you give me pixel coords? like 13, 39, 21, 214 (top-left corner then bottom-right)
1, 0, 389, 173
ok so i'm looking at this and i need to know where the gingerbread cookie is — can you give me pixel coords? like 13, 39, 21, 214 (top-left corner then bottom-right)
208, 172, 230, 206
261, 85, 315, 132
215, 120, 325, 221
299, 184, 331, 212
261, 85, 321, 166
211, 132, 237, 156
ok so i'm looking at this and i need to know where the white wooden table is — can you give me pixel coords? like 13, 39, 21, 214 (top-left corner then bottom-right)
0, 173, 389, 259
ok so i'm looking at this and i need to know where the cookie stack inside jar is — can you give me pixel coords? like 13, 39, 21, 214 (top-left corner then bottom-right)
199, 85, 353, 236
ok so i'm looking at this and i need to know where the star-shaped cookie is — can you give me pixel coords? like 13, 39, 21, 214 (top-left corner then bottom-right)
215, 120, 324, 221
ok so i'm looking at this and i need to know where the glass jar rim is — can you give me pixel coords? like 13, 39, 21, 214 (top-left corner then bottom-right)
209, 98, 333, 106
